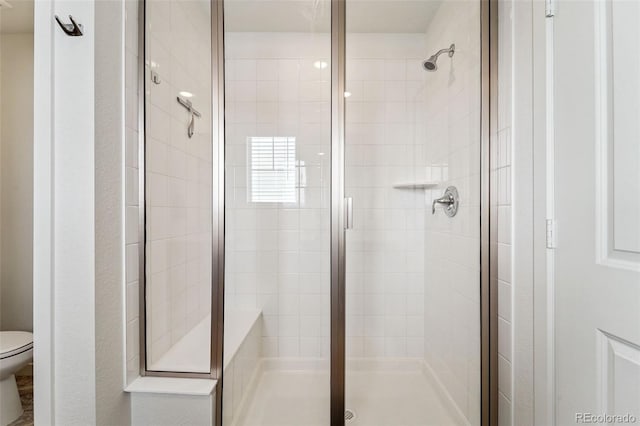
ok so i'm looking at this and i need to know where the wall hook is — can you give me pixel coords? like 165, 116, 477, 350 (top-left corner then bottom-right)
55, 15, 84, 36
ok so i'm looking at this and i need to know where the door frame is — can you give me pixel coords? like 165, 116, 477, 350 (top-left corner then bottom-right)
508, 0, 559, 423
483, 0, 500, 424
330, 0, 347, 424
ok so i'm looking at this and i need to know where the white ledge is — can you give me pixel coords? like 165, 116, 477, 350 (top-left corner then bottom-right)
125, 376, 217, 396
392, 182, 439, 189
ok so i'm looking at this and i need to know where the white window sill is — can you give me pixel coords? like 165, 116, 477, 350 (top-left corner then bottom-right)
125, 376, 217, 396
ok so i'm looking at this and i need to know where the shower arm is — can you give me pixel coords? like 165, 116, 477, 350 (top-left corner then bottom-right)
432, 47, 454, 60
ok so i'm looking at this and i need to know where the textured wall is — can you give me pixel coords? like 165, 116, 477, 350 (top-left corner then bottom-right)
95, 1, 131, 422
0, 33, 34, 332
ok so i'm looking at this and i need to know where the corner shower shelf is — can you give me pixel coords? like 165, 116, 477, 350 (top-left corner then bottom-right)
392, 182, 440, 189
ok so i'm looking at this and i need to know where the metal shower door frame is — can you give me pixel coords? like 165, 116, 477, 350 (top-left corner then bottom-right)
137, 0, 224, 383
330, 0, 347, 425
482, 0, 499, 423
330, 0, 498, 424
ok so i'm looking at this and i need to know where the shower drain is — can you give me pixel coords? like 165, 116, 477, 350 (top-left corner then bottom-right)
345, 409, 356, 422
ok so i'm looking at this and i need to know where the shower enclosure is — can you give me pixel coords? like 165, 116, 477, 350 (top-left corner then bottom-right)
139, 0, 496, 424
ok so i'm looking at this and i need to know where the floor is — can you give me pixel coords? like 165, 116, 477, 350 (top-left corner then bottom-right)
8, 375, 34, 426
235, 369, 460, 426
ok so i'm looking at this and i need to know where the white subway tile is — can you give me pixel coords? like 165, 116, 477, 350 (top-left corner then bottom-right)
278, 337, 300, 357
234, 59, 257, 81
498, 318, 512, 361
256, 60, 278, 81
384, 59, 406, 80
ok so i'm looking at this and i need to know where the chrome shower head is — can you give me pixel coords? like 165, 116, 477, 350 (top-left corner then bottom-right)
422, 43, 455, 72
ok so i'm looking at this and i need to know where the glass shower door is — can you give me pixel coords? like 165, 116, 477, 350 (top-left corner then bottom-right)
221, 1, 332, 425
143, 0, 213, 375
344, 0, 483, 424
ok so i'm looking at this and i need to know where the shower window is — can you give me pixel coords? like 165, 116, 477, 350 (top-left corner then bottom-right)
248, 137, 297, 203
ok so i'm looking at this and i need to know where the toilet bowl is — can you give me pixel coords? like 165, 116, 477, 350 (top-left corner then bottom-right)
0, 331, 33, 426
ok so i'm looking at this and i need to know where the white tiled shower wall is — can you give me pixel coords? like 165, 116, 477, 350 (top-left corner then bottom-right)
224, 33, 332, 359
422, 1, 482, 424
224, 33, 429, 359
496, 0, 514, 425
144, 0, 213, 367
344, 35, 429, 358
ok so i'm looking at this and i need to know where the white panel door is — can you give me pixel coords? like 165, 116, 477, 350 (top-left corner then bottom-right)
552, 0, 640, 424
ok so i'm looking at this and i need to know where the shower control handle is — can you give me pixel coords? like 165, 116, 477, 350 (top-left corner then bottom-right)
432, 195, 453, 213
432, 186, 459, 217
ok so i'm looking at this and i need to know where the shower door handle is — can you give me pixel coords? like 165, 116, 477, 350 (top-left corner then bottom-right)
345, 197, 354, 230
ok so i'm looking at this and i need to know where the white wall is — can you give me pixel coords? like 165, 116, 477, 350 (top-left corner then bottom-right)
131, 392, 215, 425
422, 1, 482, 424
95, 0, 132, 422
0, 32, 34, 332
33, 0, 132, 422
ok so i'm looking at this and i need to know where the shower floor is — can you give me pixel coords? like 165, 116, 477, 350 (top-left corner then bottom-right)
234, 367, 461, 426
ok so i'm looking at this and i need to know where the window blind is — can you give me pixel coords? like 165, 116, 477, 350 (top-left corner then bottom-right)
248, 137, 297, 203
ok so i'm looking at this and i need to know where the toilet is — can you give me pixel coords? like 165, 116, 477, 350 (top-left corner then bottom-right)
0, 331, 33, 425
